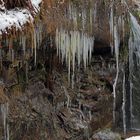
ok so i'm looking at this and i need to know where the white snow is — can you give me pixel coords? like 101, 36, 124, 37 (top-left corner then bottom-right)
0, 0, 42, 34
0, 9, 33, 34
126, 136, 140, 140
31, 0, 42, 12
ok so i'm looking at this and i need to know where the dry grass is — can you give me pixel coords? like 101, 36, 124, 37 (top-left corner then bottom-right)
3, 0, 32, 9
0, 85, 8, 104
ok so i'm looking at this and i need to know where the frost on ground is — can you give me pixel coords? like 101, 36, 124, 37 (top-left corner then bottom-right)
0, 0, 42, 34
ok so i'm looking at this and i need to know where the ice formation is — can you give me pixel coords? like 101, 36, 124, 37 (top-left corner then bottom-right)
129, 12, 140, 129
122, 70, 126, 134
55, 1, 96, 85
55, 28, 94, 83
113, 23, 120, 124
1, 103, 9, 140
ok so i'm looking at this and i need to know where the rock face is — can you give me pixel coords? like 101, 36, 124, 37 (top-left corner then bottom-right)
2, 0, 140, 139
0, 41, 115, 139
91, 129, 121, 140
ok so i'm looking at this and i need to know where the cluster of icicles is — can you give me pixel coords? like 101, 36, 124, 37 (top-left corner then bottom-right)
0, 22, 43, 66
109, 1, 126, 127
112, 0, 140, 134
55, 1, 97, 87
0, 22, 44, 140
55, 0, 140, 135
67, 1, 97, 32
55, 0, 125, 128
55, 28, 94, 85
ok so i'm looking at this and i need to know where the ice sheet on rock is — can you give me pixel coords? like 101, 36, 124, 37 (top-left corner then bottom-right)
128, 13, 140, 129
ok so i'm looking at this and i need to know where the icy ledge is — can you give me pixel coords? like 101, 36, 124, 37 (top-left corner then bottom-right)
0, 0, 42, 35
126, 136, 140, 140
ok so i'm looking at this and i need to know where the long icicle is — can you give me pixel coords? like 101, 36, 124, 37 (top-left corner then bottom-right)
109, 3, 114, 54
113, 22, 120, 124
1, 103, 9, 140
33, 27, 37, 66
122, 69, 126, 135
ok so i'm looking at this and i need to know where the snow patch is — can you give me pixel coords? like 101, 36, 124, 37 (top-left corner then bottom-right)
0, 9, 33, 34
31, 0, 42, 12
0, 0, 42, 34
126, 136, 140, 140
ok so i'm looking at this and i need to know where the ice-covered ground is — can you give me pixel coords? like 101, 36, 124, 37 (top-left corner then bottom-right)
126, 136, 140, 140
0, 0, 42, 34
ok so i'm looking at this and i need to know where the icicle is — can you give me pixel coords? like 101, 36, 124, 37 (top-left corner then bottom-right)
122, 69, 126, 135
89, 1, 93, 32
56, 28, 59, 56
68, 1, 72, 20
5, 38, 9, 47
0, 43, 2, 60
93, 2, 97, 25
83, 33, 87, 69
77, 31, 81, 67
113, 23, 120, 124
68, 48, 71, 84
21, 35, 26, 56
1, 103, 9, 140
79, 101, 81, 110
33, 28, 37, 66
109, 5, 114, 54
90, 36, 94, 62
11, 49, 14, 62
34, 22, 43, 49
36, 23, 42, 48
8, 38, 14, 62
89, 110, 92, 121
122, 16, 125, 41
71, 30, 76, 89
128, 31, 133, 128
25, 61, 28, 83
0, 43, 2, 72
82, 9, 86, 30
73, 6, 78, 28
